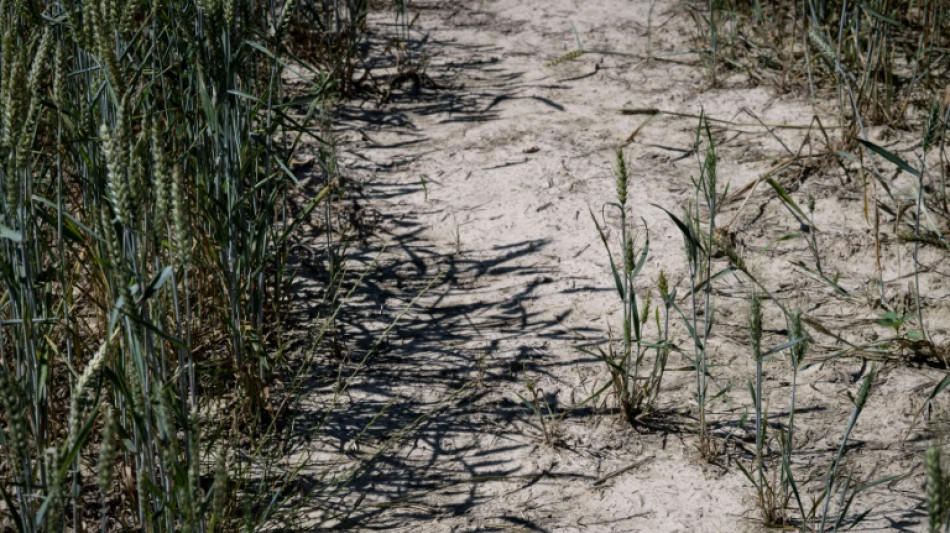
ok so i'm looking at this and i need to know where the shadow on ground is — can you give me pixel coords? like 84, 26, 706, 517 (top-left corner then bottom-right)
267, 8, 614, 531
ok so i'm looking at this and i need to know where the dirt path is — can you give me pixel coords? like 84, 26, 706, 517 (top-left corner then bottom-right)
294, 1, 943, 530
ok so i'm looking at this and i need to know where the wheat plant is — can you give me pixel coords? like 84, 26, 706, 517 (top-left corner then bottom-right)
0, 0, 388, 530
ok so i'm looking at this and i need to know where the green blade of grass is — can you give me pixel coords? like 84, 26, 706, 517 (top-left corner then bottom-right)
589, 207, 625, 299
857, 139, 920, 177
652, 204, 705, 256
765, 178, 810, 224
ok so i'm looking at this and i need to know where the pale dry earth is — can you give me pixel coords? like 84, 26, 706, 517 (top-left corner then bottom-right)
286, 1, 950, 531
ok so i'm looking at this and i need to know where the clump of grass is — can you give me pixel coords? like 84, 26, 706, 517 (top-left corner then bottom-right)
738, 291, 784, 524
737, 297, 814, 527
584, 147, 669, 425
658, 114, 724, 459
516, 377, 566, 446
736, 294, 885, 529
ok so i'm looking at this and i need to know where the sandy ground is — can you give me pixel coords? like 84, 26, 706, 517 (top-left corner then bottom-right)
285, 1, 950, 530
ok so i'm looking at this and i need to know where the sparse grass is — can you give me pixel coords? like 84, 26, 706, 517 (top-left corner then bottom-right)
694, 1, 950, 133
683, 0, 950, 527
516, 376, 566, 446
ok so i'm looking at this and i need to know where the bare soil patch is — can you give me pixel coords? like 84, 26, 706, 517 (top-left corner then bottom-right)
289, 1, 948, 530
